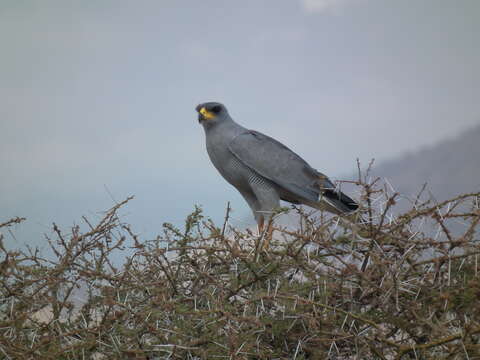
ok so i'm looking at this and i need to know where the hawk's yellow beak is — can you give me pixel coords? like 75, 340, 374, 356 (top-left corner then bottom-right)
199, 107, 216, 120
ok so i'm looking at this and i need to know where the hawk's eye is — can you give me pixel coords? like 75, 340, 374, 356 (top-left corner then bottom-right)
211, 105, 222, 114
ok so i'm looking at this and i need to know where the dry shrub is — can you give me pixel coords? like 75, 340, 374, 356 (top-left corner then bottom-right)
1, 171, 479, 359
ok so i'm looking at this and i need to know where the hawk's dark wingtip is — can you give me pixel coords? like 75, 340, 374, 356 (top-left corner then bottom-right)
323, 189, 359, 212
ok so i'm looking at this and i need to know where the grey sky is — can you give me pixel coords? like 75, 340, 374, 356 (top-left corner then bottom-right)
1, 0, 479, 248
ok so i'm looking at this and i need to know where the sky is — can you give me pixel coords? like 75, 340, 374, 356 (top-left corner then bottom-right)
1, 0, 479, 249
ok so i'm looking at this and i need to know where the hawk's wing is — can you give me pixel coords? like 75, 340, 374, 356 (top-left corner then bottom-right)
228, 130, 327, 203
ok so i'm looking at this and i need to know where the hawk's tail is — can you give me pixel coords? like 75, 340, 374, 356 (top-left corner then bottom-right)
304, 189, 359, 215
323, 189, 358, 213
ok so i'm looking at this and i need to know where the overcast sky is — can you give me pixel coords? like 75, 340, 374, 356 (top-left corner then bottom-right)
1, 0, 479, 248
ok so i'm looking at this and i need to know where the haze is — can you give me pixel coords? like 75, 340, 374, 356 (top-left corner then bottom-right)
1, 0, 479, 248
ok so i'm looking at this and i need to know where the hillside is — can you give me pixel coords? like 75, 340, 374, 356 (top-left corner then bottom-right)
371, 123, 480, 201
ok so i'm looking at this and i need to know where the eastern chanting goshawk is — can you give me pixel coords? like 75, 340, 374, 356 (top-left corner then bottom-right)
196, 102, 358, 235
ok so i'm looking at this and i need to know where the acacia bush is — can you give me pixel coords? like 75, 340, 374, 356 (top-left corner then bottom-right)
1, 172, 479, 359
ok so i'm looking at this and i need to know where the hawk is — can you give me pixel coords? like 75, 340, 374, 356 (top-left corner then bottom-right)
196, 102, 358, 237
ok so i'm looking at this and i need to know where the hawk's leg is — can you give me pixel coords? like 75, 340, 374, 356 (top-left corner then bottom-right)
248, 178, 280, 250
259, 220, 274, 250
239, 178, 279, 250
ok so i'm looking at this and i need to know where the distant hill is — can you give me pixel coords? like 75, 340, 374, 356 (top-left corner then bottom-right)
370, 123, 480, 202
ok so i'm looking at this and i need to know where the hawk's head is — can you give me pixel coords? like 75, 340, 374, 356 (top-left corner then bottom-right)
195, 102, 227, 124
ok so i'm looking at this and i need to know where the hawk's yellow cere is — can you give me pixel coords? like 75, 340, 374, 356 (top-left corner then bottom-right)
199, 107, 216, 120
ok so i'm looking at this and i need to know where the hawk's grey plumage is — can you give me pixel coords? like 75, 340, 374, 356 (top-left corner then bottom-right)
196, 102, 358, 228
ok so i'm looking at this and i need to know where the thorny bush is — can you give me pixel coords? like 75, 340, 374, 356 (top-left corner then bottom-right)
1, 170, 479, 359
